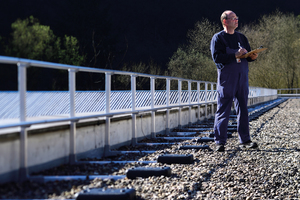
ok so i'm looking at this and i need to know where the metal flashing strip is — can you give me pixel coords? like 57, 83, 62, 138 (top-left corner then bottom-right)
111, 150, 157, 153
180, 128, 213, 131
30, 175, 127, 183
136, 143, 176, 145
174, 132, 197, 136
156, 137, 214, 141
174, 131, 211, 136
1, 199, 70, 200
77, 161, 157, 164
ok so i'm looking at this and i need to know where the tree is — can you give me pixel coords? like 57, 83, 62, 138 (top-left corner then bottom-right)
6, 16, 85, 65
6, 16, 58, 61
4, 16, 85, 90
241, 11, 300, 90
186, 18, 220, 58
168, 48, 216, 82
59, 35, 85, 66
167, 18, 220, 87
115, 60, 166, 90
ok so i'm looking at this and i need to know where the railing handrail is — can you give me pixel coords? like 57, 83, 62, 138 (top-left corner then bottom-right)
0, 55, 216, 83
277, 88, 300, 90
277, 88, 300, 94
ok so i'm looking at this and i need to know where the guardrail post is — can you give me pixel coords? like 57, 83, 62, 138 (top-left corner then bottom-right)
205, 82, 208, 120
197, 82, 201, 123
104, 72, 112, 156
178, 80, 182, 129
69, 69, 77, 164
131, 75, 137, 146
188, 80, 192, 127
211, 83, 214, 116
18, 62, 29, 182
150, 77, 156, 138
166, 78, 170, 135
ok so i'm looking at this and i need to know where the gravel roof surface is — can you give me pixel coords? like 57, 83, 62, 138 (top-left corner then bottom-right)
1, 98, 299, 199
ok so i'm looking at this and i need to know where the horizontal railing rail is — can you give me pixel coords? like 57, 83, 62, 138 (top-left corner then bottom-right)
0, 55, 277, 182
278, 88, 300, 94
277, 88, 300, 97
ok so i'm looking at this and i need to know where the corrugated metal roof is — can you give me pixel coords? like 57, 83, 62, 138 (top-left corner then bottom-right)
0, 91, 215, 119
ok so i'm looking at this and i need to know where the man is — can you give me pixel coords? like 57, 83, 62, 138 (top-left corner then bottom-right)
210, 10, 258, 152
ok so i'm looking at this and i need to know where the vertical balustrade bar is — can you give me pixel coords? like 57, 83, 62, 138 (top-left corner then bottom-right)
188, 81, 192, 127
69, 69, 77, 164
211, 83, 214, 116
166, 78, 170, 135
197, 82, 200, 123
104, 72, 112, 156
150, 77, 156, 138
205, 82, 208, 120
178, 80, 182, 129
131, 75, 137, 146
18, 62, 29, 182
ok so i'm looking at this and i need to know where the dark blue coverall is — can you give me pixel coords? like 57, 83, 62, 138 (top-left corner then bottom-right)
210, 30, 254, 145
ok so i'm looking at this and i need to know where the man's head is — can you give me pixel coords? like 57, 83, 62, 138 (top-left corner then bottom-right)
221, 10, 239, 31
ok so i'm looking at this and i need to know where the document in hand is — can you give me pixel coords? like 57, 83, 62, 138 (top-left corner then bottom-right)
238, 47, 267, 59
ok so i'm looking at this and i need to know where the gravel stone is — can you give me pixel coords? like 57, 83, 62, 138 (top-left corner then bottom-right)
1, 98, 299, 199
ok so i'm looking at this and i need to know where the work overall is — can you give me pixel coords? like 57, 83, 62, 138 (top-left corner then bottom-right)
214, 34, 251, 145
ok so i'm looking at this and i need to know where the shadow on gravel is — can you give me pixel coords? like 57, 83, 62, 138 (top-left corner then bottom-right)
201, 149, 238, 182
254, 148, 300, 153
251, 101, 287, 137
202, 145, 299, 183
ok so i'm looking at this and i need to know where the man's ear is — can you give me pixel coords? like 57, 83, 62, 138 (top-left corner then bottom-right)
223, 19, 227, 26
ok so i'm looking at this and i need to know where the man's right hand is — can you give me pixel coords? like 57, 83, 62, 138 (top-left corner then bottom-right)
235, 48, 247, 58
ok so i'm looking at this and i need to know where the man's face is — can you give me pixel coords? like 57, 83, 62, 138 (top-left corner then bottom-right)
225, 12, 239, 29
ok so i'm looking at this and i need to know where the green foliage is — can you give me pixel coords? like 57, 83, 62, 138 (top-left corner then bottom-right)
169, 13, 300, 90
168, 48, 216, 81
4, 13, 300, 91
59, 35, 85, 66
241, 11, 300, 89
6, 16, 56, 60
5, 16, 85, 65
3, 16, 86, 90
167, 18, 219, 85
115, 61, 166, 90
187, 19, 220, 57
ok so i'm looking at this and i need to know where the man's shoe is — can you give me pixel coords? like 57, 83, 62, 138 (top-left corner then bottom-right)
216, 144, 225, 152
239, 141, 258, 149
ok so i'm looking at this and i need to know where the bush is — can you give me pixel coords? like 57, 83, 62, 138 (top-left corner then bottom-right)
241, 11, 300, 89
6, 16, 85, 65
167, 18, 219, 85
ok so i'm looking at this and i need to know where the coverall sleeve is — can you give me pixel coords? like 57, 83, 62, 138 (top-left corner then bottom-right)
210, 34, 236, 65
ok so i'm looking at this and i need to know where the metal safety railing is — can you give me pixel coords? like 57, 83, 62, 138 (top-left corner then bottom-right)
0, 56, 218, 129
0, 55, 218, 181
0, 55, 277, 181
277, 88, 300, 97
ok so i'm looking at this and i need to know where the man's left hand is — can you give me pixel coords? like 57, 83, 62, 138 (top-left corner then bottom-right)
249, 53, 258, 60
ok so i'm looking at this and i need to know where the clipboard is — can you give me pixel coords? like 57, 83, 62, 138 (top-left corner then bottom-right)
238, 47, 267, 59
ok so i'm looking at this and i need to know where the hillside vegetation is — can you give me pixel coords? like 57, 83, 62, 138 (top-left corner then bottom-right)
0, 0, 300, 90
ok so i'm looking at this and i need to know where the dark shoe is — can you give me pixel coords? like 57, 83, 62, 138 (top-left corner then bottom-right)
239, 141, 258, 149
216, 144, 225, 152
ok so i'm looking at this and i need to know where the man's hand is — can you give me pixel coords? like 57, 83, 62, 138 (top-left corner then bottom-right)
249, 53, 258, 60
235, 48, 248, 58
